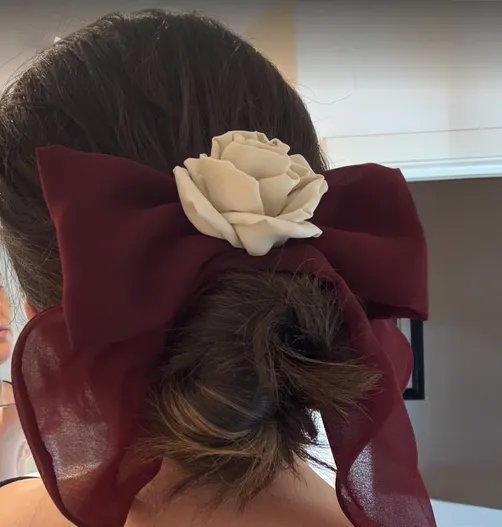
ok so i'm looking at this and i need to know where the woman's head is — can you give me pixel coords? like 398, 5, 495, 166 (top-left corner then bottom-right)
0, 9, 326, 313
0, 10, 376, 507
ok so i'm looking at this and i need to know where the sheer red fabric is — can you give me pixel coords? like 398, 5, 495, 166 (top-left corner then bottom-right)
11, 147, 436, 527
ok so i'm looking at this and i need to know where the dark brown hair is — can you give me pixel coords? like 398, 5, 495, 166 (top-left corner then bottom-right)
0, 10, 378, 507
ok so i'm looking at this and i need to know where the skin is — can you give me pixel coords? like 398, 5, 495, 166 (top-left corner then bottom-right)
0, 284, 14, 422
0, 286, 13, 367
0, 461, 352, 527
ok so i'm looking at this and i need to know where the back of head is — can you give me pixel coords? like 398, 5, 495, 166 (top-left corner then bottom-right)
0, 10, 377, 508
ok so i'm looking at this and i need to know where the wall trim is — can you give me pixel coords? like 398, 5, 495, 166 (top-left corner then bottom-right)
324, 128, 502, 182
383, 156, 502, 182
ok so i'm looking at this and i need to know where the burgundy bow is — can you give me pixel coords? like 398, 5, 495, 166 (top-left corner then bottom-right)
12, 146, 436, 527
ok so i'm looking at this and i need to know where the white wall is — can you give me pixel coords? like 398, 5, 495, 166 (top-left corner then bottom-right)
407, 177, 502, 510
295, 1, 502, 139
0, 357, 9, 380
0, 252, 26, 381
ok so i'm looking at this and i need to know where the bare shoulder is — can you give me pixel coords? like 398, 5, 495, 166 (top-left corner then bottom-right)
0, 478, 72, 527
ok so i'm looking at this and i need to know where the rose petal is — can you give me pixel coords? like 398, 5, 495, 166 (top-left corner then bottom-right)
176, 154, 212, 199
235, 133, 290, 155
176, 131, 327, 257
280, 176, 328, 220
211, 131, 289, 159
288, 154, 313, 178
224, 213, 323, 256
184, 157, 264, 215
258, 173, 298, 217
289, 153, 312, 168
220, 141, 292, 180
173, 166, 242, 248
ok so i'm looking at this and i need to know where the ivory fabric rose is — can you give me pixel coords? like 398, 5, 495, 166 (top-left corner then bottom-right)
173, 131, 328, 256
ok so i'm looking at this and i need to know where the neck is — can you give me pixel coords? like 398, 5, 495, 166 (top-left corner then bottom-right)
128, 460, 347, 527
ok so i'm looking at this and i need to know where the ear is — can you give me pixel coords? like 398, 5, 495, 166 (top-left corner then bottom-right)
24, 299, 37, 320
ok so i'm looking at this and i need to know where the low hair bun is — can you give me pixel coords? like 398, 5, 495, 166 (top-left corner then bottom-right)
146, 272, 380, 507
